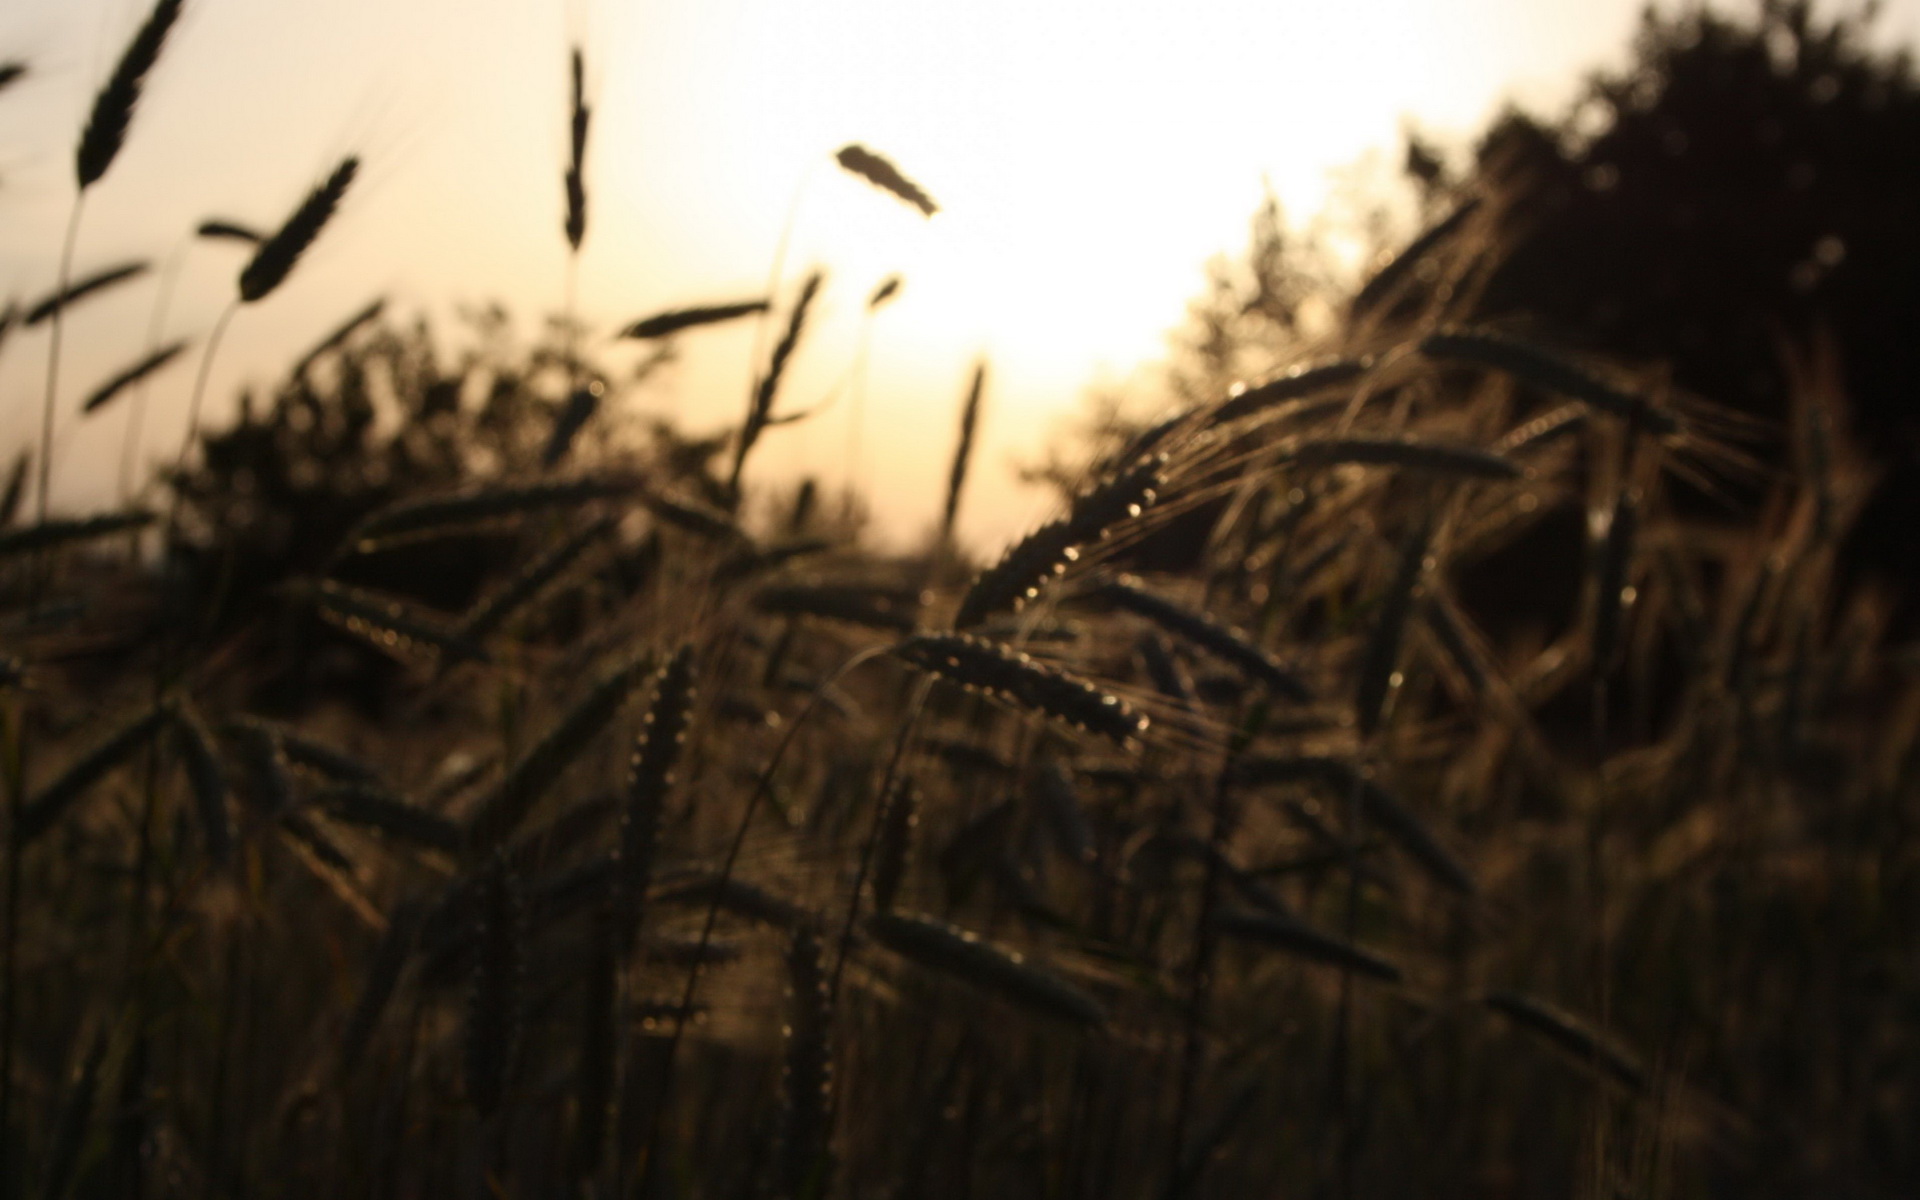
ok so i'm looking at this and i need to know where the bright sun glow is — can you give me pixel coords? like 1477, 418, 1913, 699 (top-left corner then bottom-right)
0, 0, 1803, 548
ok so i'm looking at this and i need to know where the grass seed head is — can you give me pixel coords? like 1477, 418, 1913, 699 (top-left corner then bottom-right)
75, 0, 184, 189
834, 143, 938, 216
238, 156, 358, 304
893, 634, 1147, 745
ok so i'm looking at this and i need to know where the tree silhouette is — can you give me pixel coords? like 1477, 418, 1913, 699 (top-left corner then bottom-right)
1468, 0, 1920, 598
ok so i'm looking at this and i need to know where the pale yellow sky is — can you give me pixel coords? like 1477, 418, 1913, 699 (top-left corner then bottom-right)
2, 0, 1915, 549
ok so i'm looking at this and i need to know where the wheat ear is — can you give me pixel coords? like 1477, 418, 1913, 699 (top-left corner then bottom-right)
238, 157, 358, 303
79, 341, 188, 416
954, 454, 1164, 630
17, 701, 171, 845
170, 701, 231, 866
23, 261, 150, 327
1354, 512, 1434, 738
620, 300, 768, 339
463, 855, 525, 1116
940, 360, 986, 542
833, 143, 938, 216
74, 0, 183, 189
563, 47, 589, 251
1484, 990, 1647, 1092
867, 912, 1105, 1028
0, 511, 153, 560
1421, 327, 1679, 435
619, 646, 696, 928
464, 652, 657, 853
892, 634, 1146, 744
778, 923, 834, 1200
1213, 910, 1403, 982
1098, 575, 1311, 701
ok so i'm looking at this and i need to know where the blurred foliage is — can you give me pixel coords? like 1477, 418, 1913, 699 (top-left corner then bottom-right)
158, 304, 697, 711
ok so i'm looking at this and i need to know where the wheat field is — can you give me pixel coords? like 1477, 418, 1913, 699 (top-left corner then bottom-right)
0, 6, 1914, 1199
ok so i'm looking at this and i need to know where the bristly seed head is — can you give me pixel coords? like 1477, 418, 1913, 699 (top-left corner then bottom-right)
75, 0, 184, 190
892, 633, 1146, 745
239, 157, 359, 304
953, 454, 1164, 631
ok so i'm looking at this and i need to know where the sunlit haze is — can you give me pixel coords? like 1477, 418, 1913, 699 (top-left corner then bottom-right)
3, 0, 1915, 548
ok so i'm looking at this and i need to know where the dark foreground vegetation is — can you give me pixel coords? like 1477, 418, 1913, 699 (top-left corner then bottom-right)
1, 2, 1915, 1197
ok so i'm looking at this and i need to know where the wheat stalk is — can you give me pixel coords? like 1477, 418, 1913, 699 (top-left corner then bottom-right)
833, 144, 937, 216
194, 218, 261, 244
753, 582, 922, 633
866, 912, 1105, 1028
0, 453, 26, 528
869, 779, 920, 913
227, 719, 384, 787
620, 300, 768, 340
1421, 327, 1679, 435
41, 1025, 108, 1200
568, 899, 618, 1188
1097, 575, 1312, 701
541, 382, 605, 468
348, 475, 636, 550
892, 634, 1147, 744
309, 580, 488, 664
941, 361, 986, 542
1354, 512, 1434, 738
313, 783, 461, 853
954, 454, 1164, 630
289, 296, 384, 381
17, 701, 171, 845
564, 47, 589, 251
338, 901, 424, 1073
79, 340, 188, 416
24, 261, 150, 327
464, 855, 525, 1116
642, 487, 751, 544
1591, 487, 1641, 677
1420, 590, 1494, 699
1285, 437, 1520, 480
170, 701, 231, 867
619, 646, 695, 927
1213, 910, 1403, 982
651, 873, 811, 930
778, 922, 834, 1200
238, 157, 358, 303
225, 719, 294, 815
1484, 990, 1647, 1092
867, 275, 902, 309
1234, 756, 1476, 896
1033, 760, 1095, 866
457, 514, 615, 644
0, 511, 153, 560
1349, 196, 1482, 317
732, 271, 825, 491
464, 652, 657, 853
74, 0, 183, 189
1493, 402, 1587, 456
